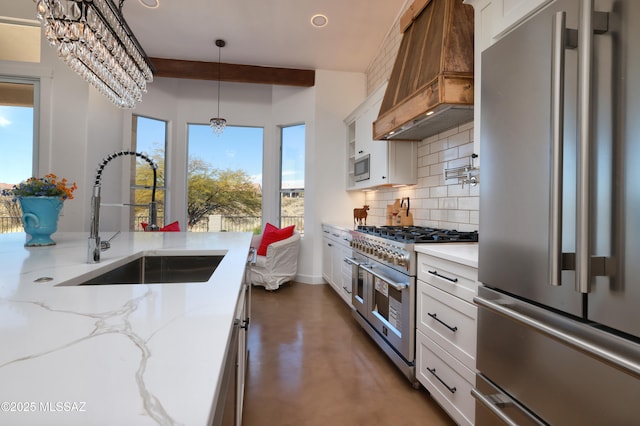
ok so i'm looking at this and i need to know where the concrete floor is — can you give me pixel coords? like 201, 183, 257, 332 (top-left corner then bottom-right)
242, 282, 456, 426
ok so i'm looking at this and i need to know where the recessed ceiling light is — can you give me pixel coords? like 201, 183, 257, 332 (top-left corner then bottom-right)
310, 14, 328, 28
139, 0, 159, 8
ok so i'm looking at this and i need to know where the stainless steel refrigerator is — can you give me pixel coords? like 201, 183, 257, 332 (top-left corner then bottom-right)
475, 0, 640, 424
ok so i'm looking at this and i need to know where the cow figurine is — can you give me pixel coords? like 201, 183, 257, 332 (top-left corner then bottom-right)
353, 205, 370, 226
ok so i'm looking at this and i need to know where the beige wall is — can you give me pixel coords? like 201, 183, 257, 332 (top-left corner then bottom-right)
362, 2, 479, 232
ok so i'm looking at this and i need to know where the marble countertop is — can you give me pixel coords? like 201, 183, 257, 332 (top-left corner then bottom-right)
414, 243, 479, 268
0, 231, 252, 425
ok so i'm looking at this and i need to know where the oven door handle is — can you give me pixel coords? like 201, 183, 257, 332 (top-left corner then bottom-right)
343, 257, 359, 266
360, 264, 409, 291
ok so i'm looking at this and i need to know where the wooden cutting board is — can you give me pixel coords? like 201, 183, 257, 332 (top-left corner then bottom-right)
400, 211, 413, 226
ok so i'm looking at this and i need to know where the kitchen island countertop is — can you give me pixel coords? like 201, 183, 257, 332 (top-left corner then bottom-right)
0, 231, 252, 425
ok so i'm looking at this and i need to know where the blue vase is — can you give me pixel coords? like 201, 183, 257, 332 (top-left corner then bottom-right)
18, 196, 64, 247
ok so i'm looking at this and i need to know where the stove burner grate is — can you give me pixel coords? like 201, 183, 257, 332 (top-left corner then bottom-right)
356, 226, 478, 243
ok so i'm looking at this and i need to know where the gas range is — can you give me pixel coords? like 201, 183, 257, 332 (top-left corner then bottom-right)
350, 226, 478, 276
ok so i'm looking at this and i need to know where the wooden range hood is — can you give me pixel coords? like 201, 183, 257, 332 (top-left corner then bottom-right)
373, 0, 474, 141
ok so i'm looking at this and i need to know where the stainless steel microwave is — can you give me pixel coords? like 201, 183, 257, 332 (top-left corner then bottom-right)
354, 154, 370, 182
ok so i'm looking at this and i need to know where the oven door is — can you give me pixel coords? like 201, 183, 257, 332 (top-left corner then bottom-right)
360, 262, 414, 362
346, 252, 366, 314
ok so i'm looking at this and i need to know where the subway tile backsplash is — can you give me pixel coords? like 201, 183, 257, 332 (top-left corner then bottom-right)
364, 122, 479, 232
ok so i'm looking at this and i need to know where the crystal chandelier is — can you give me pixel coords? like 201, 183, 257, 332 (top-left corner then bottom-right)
210, 39, 227, 136
35, 0, 154, 109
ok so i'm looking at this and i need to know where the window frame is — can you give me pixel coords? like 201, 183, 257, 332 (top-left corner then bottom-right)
185, 123, 264, 232
130, 114, 168, 231
279, 123, 305, 233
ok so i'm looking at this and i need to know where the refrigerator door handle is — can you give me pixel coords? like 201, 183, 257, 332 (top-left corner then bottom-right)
576, 0, 595, 294
474, 294, 640, 378
549, 11, 568, 287
473, 374, 548, 426
576, 0, 611, 293
471, 388, 519, 426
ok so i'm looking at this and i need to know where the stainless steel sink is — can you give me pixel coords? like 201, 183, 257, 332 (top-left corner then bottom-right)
57, 255, 224, 286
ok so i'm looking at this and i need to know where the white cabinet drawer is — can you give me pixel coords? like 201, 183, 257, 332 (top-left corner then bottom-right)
417, 280, 477, 371
417, 330, 475, 426
417, 253, 478, 304
341, 246, 353, 275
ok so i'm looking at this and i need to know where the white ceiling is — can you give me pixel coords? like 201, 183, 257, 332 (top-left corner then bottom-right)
122, 0, 408, 72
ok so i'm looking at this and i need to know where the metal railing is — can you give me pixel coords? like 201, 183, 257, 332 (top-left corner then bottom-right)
1, 214, 304, 234
142, 215, 304, 234
194, 215, 304, 234
0, 217, 22, 233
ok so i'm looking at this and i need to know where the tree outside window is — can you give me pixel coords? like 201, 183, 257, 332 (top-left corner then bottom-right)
187, 125, 263, 233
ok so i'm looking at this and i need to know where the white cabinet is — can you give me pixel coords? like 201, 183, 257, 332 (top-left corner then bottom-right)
467, 0, 552, 51
234, 274, 250, 426
345, 82, 417, 190
321, 224, 353, 305
415, 248, 478, 426
214, 264, 251, 426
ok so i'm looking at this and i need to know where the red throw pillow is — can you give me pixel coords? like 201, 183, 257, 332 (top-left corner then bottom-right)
257, 223, 295, 256
160, 221, 181, 232
140, 221, 181, 232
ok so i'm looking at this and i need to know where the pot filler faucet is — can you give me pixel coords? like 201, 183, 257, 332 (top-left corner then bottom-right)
88, 151, 159, 263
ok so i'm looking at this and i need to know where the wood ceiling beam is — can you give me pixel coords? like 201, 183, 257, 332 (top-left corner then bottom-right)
150, 57, 315, 87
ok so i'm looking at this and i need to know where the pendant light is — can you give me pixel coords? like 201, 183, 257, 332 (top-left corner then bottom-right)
210, 39, 227, 135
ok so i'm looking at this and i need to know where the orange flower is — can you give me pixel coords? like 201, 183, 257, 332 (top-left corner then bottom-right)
2, 173, 78, 200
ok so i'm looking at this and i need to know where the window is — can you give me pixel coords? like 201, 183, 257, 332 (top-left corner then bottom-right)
280, 124, 305, 234
130, 115, 167, 231
186, 125, 263, 232
0, 78, 39, 234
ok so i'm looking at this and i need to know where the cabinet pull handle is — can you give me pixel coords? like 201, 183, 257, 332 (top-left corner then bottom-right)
426, 367, 456, 394
240, 318, 250, 330
427, 312, 458, 332
343, 286, 352, 294
428, 270, 458, 283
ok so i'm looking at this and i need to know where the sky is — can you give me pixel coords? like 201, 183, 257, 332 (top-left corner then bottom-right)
187, 123, 265, 184
0, 105, 34, 185
0, 109, 305, 189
